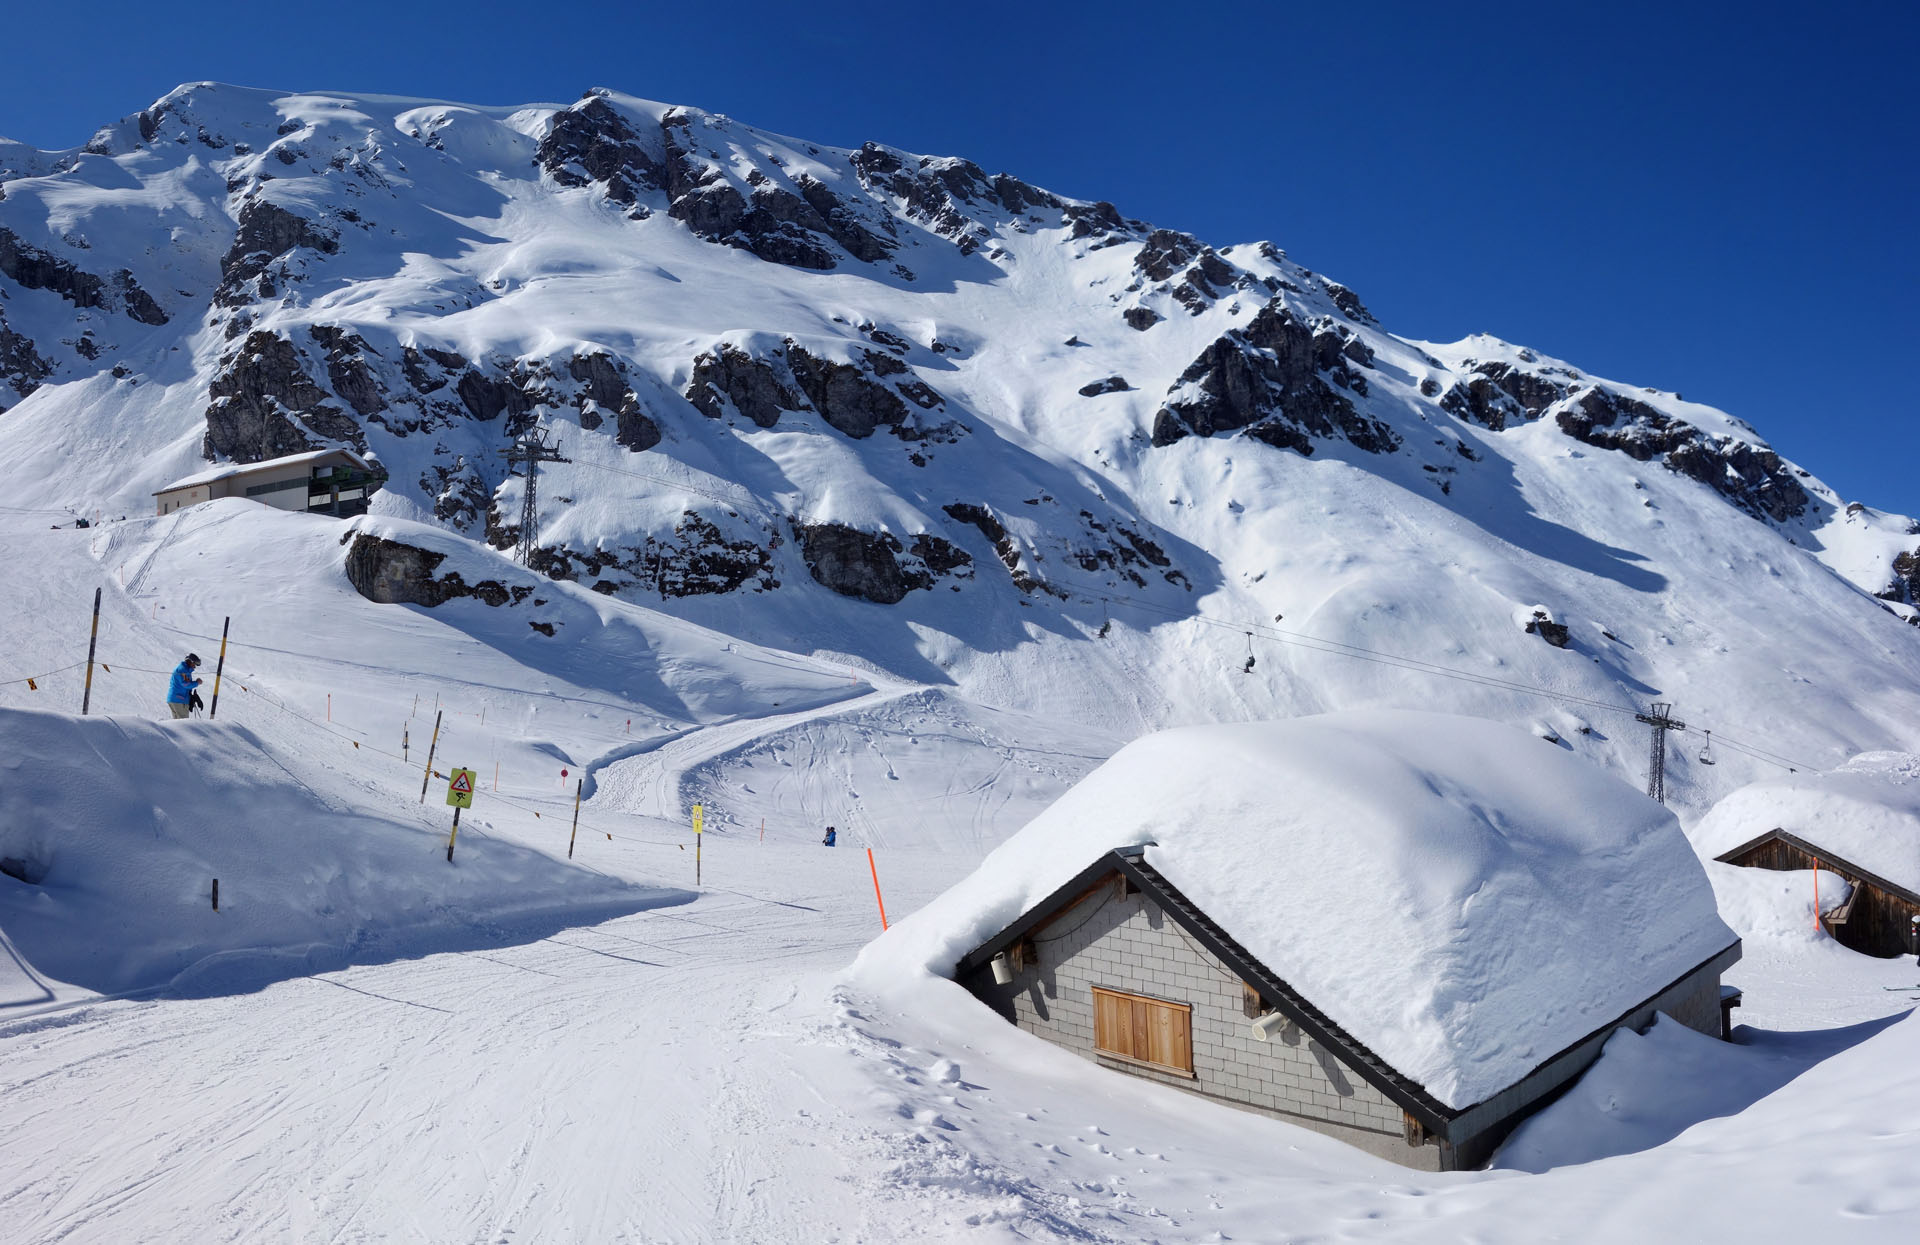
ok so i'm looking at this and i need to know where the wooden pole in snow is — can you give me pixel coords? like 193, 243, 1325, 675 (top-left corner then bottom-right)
567, 779, 583, 859
418, 710, 443, 803
80, 588, 101, 715
207, 616, 230, 719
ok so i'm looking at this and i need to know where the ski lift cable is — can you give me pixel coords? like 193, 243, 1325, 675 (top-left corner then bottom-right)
1037, 570, 1822, 771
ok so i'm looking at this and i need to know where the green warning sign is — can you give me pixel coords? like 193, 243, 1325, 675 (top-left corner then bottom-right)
446, 768, 476, 809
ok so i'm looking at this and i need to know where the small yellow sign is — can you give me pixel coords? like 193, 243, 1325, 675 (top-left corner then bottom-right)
692, 804, 704, 835
446, 768, 476, 809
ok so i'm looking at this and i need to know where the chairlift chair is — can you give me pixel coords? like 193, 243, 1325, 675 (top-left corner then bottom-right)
1699, 730, 1715, 765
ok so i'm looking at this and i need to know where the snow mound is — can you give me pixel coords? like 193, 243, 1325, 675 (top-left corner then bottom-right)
855, 710, 1736, 1109
0, 707, 677, 997
1693, 752, 1920, 890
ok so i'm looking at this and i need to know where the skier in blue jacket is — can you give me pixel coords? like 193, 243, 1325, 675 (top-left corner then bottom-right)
167, 654, 202, 719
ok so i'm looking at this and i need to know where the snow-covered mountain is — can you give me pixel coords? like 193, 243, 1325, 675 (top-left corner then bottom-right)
4, 81, 1919, 812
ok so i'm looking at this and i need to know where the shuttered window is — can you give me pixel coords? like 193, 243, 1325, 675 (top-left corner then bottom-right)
1092, 987, 1193, 1076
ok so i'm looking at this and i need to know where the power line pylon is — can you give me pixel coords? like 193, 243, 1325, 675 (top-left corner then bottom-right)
1635, 702, 1686, 804
499, 430, 569, 566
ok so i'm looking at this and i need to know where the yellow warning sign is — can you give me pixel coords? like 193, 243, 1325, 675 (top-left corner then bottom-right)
692, 804, 704, 835
446, 768, 477, 809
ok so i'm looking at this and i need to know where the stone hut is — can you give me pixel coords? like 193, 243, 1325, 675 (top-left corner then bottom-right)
899, 713, 1741, 1171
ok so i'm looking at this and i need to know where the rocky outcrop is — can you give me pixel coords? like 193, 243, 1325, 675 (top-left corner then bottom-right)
204, 330, 364, 461
942, 502, 1064, 596
216, 199, 339, 306
1132, 229, 1243, 314
1078, 376, 1129, 396
1554, 387, 1809, 522
0, 308, 52, 408
535, 93, 663, 208
309, 325, 385, 417
1319, 278, 1376, 325
344, 532, 532, 608
850, 144, 1070, 256
1150, 299, 1399, 456
0, 226, 166, 324
567, 352, 659, 451
1441, 360, 1581, 431
659, 111, 893, 270
686, 339, 929, 439
794, 521, 965, 604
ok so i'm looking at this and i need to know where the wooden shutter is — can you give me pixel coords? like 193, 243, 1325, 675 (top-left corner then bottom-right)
1092, 987, 1193, 1075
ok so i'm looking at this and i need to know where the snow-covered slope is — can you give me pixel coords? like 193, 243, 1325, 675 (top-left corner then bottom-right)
3, 80, 1920, 819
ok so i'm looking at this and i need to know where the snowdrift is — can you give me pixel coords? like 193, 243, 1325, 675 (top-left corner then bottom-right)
0, 707, 679, 997
855, 710, 1737, 1109
1693, 751, 1920, 890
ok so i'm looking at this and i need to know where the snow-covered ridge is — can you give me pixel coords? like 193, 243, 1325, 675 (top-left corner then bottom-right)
3, 81, 1920, 815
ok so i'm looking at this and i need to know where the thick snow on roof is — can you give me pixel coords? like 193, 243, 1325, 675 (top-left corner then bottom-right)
155, 448, 369, 494
856, 710, 1736, 1110
1694, 752, 1920, 892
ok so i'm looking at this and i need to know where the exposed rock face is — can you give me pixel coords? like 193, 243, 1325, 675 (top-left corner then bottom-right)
1077, 376, 1129, 396
344, 532, 531, 608
794, 523, 913, 603
685, 339, 925, 438
567, 352, 659, 451
1526, 613, 1573, 648
685, 343, 804, 428
535, 93, 663, 207
0, 307, 52, 407
1123, 307, 1162, 331
1132, 229, 1243, 314
658, 111, 894, 270
1151, 299, 1399, 456
204, 331, 364, 461
786, 517, 974, 603
1319, 278, 1376, 325
785, 345, 909, 438
309, 325, 385, 417
0, 226, 166, 324
850, 143, 1068, 255
1554, 387, 1809, 522
1879, 548, 1920, 607
216, 199, 338, 305
943, 502, 1063, 595
1441, 360, 1581, 431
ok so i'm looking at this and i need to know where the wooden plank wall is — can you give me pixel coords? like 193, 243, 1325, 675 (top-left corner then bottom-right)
1726, 840, 1920, 958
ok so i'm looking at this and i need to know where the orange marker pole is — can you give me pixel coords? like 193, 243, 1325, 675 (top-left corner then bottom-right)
1813, 858, 1820, 932
868, 848, 889, 930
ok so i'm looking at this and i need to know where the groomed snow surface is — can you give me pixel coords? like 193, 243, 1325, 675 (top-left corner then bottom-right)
2, 505, 1918, 1241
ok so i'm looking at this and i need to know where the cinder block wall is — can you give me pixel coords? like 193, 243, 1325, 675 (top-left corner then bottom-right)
997, 884, 1433, 1168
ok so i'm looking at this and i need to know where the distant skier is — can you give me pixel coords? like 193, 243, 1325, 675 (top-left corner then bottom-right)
822, 826, 837, 848
167, 653, 202, 719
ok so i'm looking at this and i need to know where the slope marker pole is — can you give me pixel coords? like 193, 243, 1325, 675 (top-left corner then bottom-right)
568, 779, 583, 859
80, 588, 102, 715
868, 848, 889, 931
207, 617, 230, 719
418, 710, 443, 803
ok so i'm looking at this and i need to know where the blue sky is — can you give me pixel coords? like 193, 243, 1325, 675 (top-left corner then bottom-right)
6, 2, 1913, 508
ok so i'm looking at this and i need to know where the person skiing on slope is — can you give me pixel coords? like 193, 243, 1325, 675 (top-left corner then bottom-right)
167, 653, 202, 719
822, 826, 837, 847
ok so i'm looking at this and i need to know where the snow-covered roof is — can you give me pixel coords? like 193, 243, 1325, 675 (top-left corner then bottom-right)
154, 448, 370, 495
854, 710, 1737, 1111
1694, 752, 1920, 894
